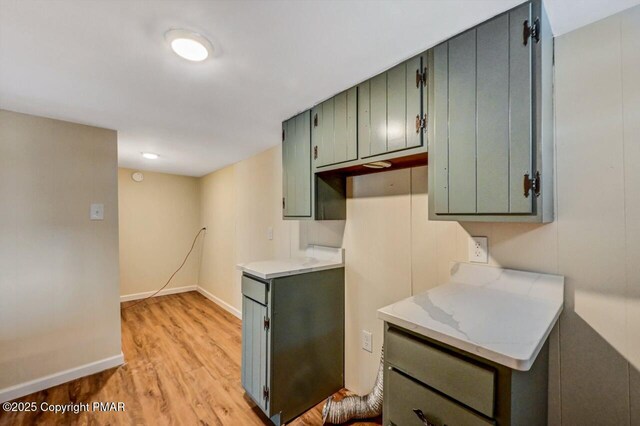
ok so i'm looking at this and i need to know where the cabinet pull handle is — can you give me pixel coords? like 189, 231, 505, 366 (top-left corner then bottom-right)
282, 197, 285, 210
413, 409, 436, 426
282, 128, 285, 142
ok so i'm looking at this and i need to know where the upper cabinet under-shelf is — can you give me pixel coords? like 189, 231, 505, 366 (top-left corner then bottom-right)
282, 0, 553, 223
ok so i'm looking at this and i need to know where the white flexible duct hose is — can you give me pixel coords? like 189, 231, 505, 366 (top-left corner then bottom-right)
322, 348, 384, 424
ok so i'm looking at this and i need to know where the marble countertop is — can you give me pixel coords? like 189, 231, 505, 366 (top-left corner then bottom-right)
378, 262, 564, 371
237, 245, 344, 279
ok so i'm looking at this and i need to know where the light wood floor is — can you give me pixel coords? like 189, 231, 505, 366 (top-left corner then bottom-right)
0, 291, 381, 426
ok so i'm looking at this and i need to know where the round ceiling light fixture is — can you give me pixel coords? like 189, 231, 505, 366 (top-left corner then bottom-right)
141, 152, 159, 160
165, 29, 213, 62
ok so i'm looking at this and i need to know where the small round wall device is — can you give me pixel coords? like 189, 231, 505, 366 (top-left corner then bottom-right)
132, 171, 144, 182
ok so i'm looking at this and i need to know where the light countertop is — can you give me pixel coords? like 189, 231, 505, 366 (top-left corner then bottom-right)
237, 245, 344, 279
378, 262, 564, 371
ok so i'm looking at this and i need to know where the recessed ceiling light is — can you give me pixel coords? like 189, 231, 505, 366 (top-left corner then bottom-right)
142, 152, 159, 160
165, 29, 212, 62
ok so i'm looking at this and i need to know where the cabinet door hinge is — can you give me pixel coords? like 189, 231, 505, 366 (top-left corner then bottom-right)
313, 145, 318, 160
524, 171, 541, 198
263, 315, 270, 330
263, 386, 270, 401
415, 114, 427, 134
282, 197, 285, 210
523, 18, 540, 46
313, 113, 318, 127
415, 67, 427, 88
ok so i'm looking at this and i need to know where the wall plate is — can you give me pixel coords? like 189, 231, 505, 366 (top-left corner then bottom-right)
469, 236, 488, 263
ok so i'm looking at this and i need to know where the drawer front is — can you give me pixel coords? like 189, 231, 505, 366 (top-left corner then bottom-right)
386, 326, 495, 417
241, 275, 268, 305
386, 369, 494, 426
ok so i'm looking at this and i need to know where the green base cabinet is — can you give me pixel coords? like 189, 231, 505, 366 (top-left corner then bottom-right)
241, 269, 345, 425
383, 324, 549, 426
428, 0, 554, 223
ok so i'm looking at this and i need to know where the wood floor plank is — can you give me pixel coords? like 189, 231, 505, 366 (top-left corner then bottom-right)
0, 292, 381, 426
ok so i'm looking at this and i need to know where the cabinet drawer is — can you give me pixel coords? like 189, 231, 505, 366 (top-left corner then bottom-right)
241, 275, 268, 305
386, 327, 495, 417
387, 369, 494, 426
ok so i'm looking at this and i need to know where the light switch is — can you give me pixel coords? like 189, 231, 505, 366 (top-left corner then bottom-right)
361, 330, 373, 353
90, 203, 104, 220
267, 226, 273, 240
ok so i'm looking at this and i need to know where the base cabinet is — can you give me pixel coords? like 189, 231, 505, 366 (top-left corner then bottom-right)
241, 269, 345, 425
383, 324, 549, 426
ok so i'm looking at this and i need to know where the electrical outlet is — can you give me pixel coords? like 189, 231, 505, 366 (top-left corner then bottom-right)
267, 227, 273, 240
469, 236, 488, 263
361, 330, 372, 353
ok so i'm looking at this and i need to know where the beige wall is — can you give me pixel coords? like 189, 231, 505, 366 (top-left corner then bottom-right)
0, 110, 121, 395
199, 165, 239, 310
118, 168, 201, 296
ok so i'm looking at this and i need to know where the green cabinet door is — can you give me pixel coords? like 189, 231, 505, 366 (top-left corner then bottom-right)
312, 87, 357, 168
282, 110, 311, 218
359, 55, 424, 159
431, 2, 534, 216
241, 295, 269, 412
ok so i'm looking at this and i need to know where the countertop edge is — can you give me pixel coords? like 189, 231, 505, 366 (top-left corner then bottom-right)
239, 262, 344, 280
378, 302, 564, 371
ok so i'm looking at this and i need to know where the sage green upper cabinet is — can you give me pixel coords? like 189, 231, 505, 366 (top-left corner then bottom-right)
282, 111, 311, 218
359, 54, 425, 159
312, 87, 357, 168
429, 0, 554, 222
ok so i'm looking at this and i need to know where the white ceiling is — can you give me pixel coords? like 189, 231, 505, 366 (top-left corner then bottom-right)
1, 0, 638, 177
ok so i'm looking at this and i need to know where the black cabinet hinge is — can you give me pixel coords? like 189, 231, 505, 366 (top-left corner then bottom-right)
263, 386, 270, 401
415, 67, 427, 88
523, 18, 540, 46
282, 197, 285, 210
313, 113, 318, 127
313, 145, 318, 160
263, 315, 270, 330
415, 114, 427, 134
524, 171, 541, 198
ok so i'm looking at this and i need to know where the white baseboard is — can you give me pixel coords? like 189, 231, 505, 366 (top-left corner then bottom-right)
197, 286, 242, 319
0, 352, 124, 403
120, 285, 197, 302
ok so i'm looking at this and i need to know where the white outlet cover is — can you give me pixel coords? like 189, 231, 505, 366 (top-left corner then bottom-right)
90, 203, 104, 221
267, 226, 273, 240
469, 236, 488, 263
362, 330, 373, 353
